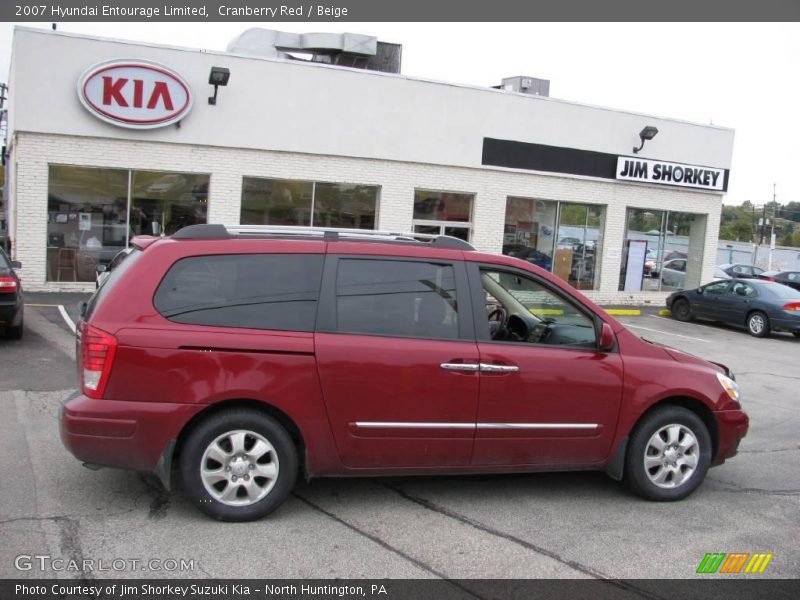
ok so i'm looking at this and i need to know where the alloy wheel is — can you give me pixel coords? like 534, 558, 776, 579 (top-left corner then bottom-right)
643, 424, 699, 489
200, 429, 279, 506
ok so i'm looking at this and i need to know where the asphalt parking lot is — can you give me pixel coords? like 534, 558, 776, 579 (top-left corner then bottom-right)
1, 297, 798, 584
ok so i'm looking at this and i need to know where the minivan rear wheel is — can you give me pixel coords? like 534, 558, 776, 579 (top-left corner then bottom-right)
624, 406, 711, 501
180, 409, 297, 521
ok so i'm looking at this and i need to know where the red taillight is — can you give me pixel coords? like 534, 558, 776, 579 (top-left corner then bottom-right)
78, 322, 117, 399
783, 302, 800, 312
0, 276, 17, 291
763, 276, 776, 282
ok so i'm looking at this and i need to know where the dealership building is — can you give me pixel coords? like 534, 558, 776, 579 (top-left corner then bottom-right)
5, 27, 734, 302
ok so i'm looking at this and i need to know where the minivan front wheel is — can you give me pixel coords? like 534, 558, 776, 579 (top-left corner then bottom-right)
624, 406, 711, 501
180, 409, 297, 521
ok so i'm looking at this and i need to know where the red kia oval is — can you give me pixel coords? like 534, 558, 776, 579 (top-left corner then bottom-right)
77, 59, 193, 129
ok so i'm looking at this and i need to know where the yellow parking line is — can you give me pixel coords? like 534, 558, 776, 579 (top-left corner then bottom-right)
604, 309, 642, 316
658, 309, 672, 316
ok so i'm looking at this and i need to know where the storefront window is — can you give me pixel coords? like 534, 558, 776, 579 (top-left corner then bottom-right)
619, 208, 706, 292
314, 183, 378, 229
240, 178, 378, 229
502, 198, 605, 290
502, 197, 557, 272
555, 203, 605, 290
47, 166, 128, 283
46, 166, 209, 283
412, 190, 473, 241
131, 171, 208, 237
241, 178, 313, 226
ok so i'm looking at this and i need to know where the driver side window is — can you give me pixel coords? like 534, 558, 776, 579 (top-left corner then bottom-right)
480, 269, 597, 347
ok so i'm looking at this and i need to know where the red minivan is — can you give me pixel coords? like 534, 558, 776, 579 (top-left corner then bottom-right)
60, 225, 748, 521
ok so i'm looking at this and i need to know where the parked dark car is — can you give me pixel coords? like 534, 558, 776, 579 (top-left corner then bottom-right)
95, 247, 133, 289
758, 270, 800, 291
61, 225, 748, 521
0, 248, 23, 339
717, 263, 764, 279
502, 244, 553, 271
667, 278, 800, 338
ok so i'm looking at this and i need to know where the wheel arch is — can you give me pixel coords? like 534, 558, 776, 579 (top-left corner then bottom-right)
171, 399, 308, 484
609, 395, 719, 481
636, 396, 718, 460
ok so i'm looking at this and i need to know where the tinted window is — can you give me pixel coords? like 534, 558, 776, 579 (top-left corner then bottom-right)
703, 281, 729, 295
154, 254, 323, 332
335, 259, 459, 339
730, 282, 756, 297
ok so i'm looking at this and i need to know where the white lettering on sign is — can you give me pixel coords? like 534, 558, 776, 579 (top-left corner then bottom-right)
77, 60, 193, 129
616, 157, 725, 191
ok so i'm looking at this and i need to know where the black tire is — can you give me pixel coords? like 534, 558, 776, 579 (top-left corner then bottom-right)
5, 318, 23, 340
670, 298, 692, 322
746, 311, 770, 338
180, 409, 298, 521
793, 332, 800, 339
624, 406, 711, 501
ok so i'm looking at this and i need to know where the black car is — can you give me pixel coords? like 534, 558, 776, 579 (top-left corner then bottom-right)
667, 278, 800, 338
759, 270, 800, 291
502, 244, 553, 271
717, 263, 765, 279
0, 248, 23, 339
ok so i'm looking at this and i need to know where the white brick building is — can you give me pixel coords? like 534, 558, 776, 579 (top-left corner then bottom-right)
5, 27, 734, 303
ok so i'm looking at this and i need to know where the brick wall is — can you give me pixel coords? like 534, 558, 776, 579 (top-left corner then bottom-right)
11, 132, 723, 303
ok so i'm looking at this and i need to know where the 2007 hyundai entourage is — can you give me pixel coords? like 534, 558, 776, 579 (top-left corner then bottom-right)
60, 225, 749, 521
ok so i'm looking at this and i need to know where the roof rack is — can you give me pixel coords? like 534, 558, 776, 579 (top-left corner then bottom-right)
171, 224, 475, 250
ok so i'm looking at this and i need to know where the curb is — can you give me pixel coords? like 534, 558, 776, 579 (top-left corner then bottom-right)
603, 309, 642, 316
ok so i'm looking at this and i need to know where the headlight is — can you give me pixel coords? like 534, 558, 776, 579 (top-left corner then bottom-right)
716, 372, 741, 403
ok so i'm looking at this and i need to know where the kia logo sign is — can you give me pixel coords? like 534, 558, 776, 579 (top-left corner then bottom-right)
77, 59, 193, 129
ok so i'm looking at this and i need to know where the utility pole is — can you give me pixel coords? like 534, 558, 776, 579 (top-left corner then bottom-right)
769, 183, 777, 270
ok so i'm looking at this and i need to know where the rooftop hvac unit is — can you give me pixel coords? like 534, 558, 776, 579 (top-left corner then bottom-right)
500, 76, 550, 97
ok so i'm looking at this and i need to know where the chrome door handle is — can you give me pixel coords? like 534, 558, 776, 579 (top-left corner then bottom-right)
440, 363, 480, 372
479, 363, 519, 373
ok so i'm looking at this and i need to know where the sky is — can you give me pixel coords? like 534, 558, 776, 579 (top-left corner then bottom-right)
0, 21, 797, 207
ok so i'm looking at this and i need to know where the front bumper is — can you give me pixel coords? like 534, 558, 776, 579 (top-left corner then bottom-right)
60, 391, 203, 473
713, 409, 749, 465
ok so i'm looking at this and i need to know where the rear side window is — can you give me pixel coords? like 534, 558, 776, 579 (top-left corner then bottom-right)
154, 254, 324, 332
334, 258, 459, 339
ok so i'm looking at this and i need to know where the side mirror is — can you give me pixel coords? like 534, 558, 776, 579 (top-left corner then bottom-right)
78, 301, 88, 318
95, 264, 107, 274
11, 260, 21, 269
599, 322, 616, 352
696, 287, 703, 294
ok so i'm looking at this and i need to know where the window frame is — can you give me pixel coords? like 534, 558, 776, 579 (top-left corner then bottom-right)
315, 254, 475, 342
464, 261, 607, 352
